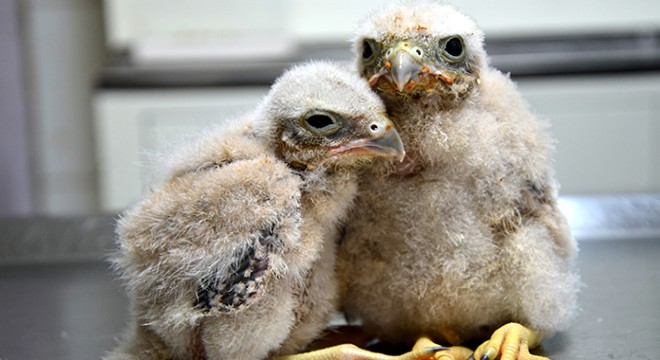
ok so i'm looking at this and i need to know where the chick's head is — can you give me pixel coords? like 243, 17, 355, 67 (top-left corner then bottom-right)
258, 62, 405, 170
354, 1, 486, 104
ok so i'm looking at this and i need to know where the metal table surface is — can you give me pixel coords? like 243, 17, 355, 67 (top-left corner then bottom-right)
0, 260, 127, 360
1, 239, 659, 359
1, 195, 660, 359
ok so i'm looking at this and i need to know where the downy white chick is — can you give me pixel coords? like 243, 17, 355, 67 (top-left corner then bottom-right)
338, 2, 580, 360
104, 62, 412, 360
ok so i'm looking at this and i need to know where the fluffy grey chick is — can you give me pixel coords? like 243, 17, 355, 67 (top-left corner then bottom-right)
338, 2, 580, 360
104, 61, 408, 360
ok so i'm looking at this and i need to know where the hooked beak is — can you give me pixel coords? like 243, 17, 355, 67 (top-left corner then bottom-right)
384, 42, 426, 92
390, 49, 424, 92
330, 115, 405, 162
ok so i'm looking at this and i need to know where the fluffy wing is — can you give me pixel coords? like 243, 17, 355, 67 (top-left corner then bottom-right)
114, 150, 303, 330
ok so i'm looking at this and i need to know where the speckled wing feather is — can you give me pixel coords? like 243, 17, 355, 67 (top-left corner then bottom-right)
196, 223, 283, 313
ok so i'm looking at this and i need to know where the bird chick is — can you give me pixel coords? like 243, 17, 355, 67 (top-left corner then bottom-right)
104, 61, 407, 360
338, 2, 580, 360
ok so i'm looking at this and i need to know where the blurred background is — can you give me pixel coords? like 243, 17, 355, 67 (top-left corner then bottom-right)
2, 0, 660, 217
1, 2, 660, 359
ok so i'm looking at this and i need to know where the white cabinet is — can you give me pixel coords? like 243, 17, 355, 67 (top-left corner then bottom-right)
517, 73, 660, 195
93, 88, 267, 211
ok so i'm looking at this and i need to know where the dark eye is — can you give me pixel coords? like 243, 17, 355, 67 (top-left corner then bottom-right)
440, 36, 465, 61
306, 115, 334, 129
302, 113, 339, 135
361, 39, 379, 64
363, 40, 373, 59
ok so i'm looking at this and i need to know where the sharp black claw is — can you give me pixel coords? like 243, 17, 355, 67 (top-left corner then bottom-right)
467, 355, 475, 360
430, 345, 450, 352
480, 355, 490, 360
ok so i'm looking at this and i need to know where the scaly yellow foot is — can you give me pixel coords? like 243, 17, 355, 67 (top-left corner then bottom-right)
277, 343, 443, 360
472, 323, 548, 360
413, 336, 473, 360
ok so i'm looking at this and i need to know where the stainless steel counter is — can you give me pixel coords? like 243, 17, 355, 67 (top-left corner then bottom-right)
1, 195, 659, 359
543, 237, 660, 359
0, 260, 127, 360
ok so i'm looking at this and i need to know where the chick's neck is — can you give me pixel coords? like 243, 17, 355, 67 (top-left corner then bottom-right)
379, 90, 476, 177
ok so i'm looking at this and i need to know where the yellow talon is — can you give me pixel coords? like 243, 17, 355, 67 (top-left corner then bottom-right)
277, 342, 442, 360
412, 337, 473, 360
473, 323, 548, 360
